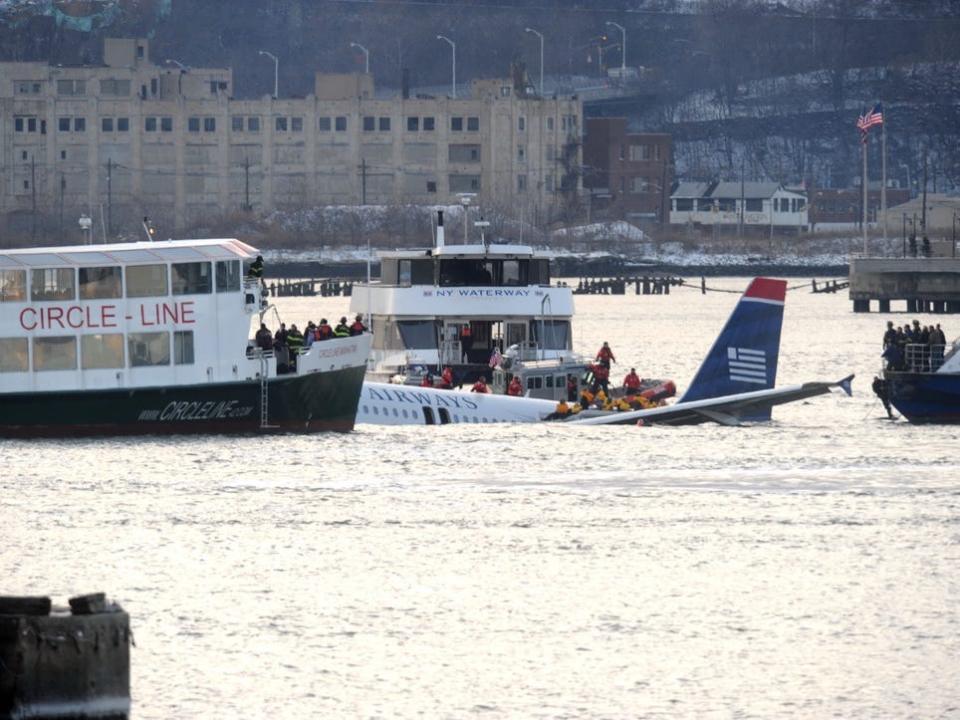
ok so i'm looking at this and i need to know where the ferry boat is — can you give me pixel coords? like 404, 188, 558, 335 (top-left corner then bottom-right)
0, 239, 370, 437
349, 210, 588, 398
881, 341, 960, 423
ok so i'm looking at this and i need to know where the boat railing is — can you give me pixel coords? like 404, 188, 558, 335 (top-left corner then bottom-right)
896, 343, 947, 373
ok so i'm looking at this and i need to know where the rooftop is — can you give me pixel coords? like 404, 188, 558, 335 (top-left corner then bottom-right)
0, 239, 258, 267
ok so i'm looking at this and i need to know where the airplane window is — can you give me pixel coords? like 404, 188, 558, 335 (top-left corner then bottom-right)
453, 415, 459, 422
373, 406, 379, 415
482, 417, 488, 422
393, 408, 399, 417
402, 409, 408, 418
362, 405, 368, 413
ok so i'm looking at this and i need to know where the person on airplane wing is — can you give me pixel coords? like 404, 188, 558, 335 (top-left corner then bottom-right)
440, 366, 454, 389
421, 374, 434, 388
596, 341, 616, 368
507, 376, 523, 396
623, 368, 642, 392
471, 377, 490, 393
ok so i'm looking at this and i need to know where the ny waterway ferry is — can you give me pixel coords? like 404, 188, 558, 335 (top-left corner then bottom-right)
0, 239, 370, 437
882, 340, 960, 423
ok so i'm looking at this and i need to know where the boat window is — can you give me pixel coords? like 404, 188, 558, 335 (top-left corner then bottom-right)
526, 375, 543, 390
0, 338, 29, 372
531, 320, 569, 350
215, 260, 241, 293
31, 268, 75, 301
407, 260, 433, 285
79, 266, 122, 300
546, 375, 554, 388
33, 336, 77, 371
127, 264, 168, 298
81, 333, 124, 369
502, 260, 528, 286
397, 321, 437, 349
172, 262, 212, 295
529, 259, 550, 285
174, 331, 194, 365
398, 260, 411, 285
0, 270, 26, 302
128, 331, 170, 367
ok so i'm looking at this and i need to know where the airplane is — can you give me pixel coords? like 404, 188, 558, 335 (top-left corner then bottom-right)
355, 277, 853, 427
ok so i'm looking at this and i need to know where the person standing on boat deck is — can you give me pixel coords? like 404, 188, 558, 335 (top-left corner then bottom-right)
460, 324, 473, 363
507, 376, 523, 396
471, 376, 490, 393
287, 324, 305, 353
273, 323, 288, 348
440, 366, 454, 389
304, 322, 316, 348
247, 255, 264, 280
883, 321, 896, 348
593, 363, 610, 394
334, 317, 350, 337
349, 314, 367, 336
596, 341, 616, 368
623, 368, 642, 393
255, 323, 273, 352
316, 319, 333, 341
566, 374, 578, 402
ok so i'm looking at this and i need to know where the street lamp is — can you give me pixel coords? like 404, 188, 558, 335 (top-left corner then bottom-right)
258, 50, 279, 98
78, 213, 92, 245
524, 27, 544, 96
437, 35, 456, 98
605, 21, 626, 73
349, 42, 370, 74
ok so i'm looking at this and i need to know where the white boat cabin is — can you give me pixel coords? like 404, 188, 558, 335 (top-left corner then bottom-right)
0, 238, 269, 393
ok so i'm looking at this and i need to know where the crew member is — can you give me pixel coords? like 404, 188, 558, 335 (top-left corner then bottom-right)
471, 376, 490, 393
566, 374, 578, 402
350, 314, 367, 336
333, 316, 350, 337
247, 255, 264, 280
255, 323, 273, 352
507, 376, 523, 396
440, 366, 454, 389
623, 368, 642, 393
273, 323, 288, 348
316, 319, 333, 341
872, 376, 894, 419
596, 341, 616, 368
882, 321, 897, 348
421, 374, 434, 388
546, 400, 571, 420
593, 363, 610, 394
286, 324, 305, 354
460, 324, 473, 363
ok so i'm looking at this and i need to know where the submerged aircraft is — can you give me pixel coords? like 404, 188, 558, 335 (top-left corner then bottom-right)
355, 277, 852, 427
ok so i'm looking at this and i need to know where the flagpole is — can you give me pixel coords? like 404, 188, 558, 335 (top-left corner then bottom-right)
862, 135, 869, 255
881, 104, 887, 243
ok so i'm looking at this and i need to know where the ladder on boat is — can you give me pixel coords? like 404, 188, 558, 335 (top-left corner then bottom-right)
258, 351, 275, 430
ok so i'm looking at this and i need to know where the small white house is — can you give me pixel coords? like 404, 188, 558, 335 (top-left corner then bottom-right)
670, 181, 808, 233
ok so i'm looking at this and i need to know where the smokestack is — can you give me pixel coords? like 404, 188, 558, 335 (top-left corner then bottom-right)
436, 210, 445, 249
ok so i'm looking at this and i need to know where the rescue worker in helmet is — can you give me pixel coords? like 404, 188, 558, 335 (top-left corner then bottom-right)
623, 368, 642, 393
471, 376, 490, 393
507, 376, 523, 396
349, 314, 367, 336
333, 317, 350, 337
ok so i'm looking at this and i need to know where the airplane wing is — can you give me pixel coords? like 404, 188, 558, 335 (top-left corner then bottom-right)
565, 374, 854, 427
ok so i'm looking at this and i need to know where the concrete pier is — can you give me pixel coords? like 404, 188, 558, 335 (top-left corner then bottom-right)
0, 594, 130, 720
849, 258, 960, 313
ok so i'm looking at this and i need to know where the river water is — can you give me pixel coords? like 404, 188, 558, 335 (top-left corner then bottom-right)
4, 277, 959, 718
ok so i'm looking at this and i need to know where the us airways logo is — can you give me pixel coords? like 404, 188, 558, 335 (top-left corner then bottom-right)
727, 347, 767, 385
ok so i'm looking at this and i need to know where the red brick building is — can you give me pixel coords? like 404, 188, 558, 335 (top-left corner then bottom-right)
808, 186, 911, 229
583, 117, 672, 224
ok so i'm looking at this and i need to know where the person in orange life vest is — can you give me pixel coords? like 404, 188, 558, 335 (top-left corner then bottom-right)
421, 373, 434, 388
460, 324, 473, 362
623, 368, 642, 393
439, 366, 454, 389
507, 376, 523, 396
593, 363, 610, 394
316, 319, 334, 341
596, 341, 616, 368
471, 376, 490, 393
349, 314, 367, 336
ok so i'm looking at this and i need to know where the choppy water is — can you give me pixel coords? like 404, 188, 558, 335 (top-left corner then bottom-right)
4, 277, 960, 719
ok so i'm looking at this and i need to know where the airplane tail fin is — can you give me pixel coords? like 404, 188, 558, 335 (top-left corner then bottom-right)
678, 277, 787, 420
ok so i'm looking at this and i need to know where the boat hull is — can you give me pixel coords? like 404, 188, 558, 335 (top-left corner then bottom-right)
0, 365, 367, 438
884, 371, 960, 424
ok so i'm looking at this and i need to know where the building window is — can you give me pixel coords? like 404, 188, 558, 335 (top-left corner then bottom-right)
14, 118, 24, 132
73, 118, 85, 132
629, 144, 650, 161
275, 116, 288, 132
407, 116, 419, 132
546, 117, 554, 131
291, 116, 303, 132
517, 174, 527, 192
58, 118, 71, 132
145, 117, 157, 132
117, 117, 129, 132
128, 332, 170, 367
27, 118, 37, 132
81, 334, 125, 370
335, 116, 348, 131
546, 145, 556, 162
423, 116, 435, 131
161, 116, 173, 132
517, 145, 525, 161
745, 199, 762, 212
248, 117, 260, 132
362, 116, 375, 132
100, 78, 131, 96
16, 81, 42, 95
319, 117, 331, 131
210, 80, 219, 95
102, 117, 114, 132
60, 150, 66, 160
379, 117, 390, 131
150, 78, 158, 96
518, 117, 525, 131
449, 174, 480, 192
630, 177, 648, 194
451, 116, 463, 131
137, 44, 145, 58
33, 337, 77, 372
232, 116, 244, 132
545, 175, 554, 192
500, 85, 511, 97
204, 117, 216, 132
174, 331, 195, 365
188, 117, 200, 132
56, 79, 85, 95
426, 181, 437, 193
467, 117, 479, 131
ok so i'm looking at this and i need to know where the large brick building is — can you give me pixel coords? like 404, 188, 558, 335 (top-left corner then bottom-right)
0, 38, 582, 239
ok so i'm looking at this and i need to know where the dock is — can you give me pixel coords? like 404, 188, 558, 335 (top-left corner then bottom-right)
0, 593, 131, 720
574, 276, 683, 295
849, 258, 960, 313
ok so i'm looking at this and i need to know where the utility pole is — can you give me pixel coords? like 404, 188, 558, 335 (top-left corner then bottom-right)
739, 156, 745, 237
106, 158, 113, 240
244, 157, 251, 210
30, 156, 37, 243
360, 158, 367, 205
921, 150, 928, 255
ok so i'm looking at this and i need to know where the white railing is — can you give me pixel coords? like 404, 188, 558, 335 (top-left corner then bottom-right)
895, 343, 947, 373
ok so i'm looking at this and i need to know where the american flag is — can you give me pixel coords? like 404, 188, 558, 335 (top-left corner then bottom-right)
856, 103, 884, 141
